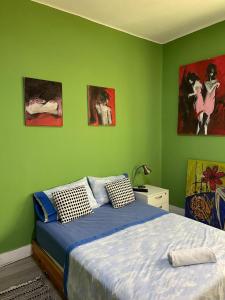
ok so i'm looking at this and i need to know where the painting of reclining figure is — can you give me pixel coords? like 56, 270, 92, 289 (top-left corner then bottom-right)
88, 85, 115, 126
178, 54, 225, 135
24, 77, 63, 126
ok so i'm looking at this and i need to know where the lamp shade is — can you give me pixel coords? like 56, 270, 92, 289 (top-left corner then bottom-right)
142, 164, 151, 175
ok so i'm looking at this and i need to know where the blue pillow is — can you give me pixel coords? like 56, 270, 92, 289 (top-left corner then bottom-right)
33, 192, 58, 223
88, 174, 126, 206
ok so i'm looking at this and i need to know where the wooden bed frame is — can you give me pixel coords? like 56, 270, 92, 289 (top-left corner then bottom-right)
32, 241, 65, 299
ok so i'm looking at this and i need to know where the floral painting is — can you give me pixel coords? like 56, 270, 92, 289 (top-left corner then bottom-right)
178, 54, 225, 135
24, 77, 63, 126
185, 159, 225, 228
88, 85, 115, 126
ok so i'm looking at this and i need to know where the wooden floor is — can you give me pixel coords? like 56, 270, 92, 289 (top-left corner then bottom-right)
0, 256, 62, 299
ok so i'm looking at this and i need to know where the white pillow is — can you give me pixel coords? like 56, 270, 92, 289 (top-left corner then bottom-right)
88, 174, 125, 206
44, 177, 98, 209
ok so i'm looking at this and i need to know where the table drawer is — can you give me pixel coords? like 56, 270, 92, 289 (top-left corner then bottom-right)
148, 192, 168, 207
134, 188, 169, 211
161, 202, 169, 211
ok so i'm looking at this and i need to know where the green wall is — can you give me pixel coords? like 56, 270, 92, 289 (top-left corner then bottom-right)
0, 0, 163, 253
162, 21, 225, 208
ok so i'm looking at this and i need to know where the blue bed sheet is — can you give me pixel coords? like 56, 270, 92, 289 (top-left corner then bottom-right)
36, 200, 167, 267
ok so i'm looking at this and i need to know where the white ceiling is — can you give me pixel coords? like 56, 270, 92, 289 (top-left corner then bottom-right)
32, 0, 225, 43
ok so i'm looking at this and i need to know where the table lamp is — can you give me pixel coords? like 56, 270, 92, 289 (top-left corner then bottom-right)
132, 164, 152, 192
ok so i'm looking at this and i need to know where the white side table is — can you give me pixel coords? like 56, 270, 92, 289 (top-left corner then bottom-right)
134, 185, 169, 211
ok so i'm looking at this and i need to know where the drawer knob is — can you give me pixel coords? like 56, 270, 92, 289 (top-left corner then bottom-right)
155, 195, 162, 199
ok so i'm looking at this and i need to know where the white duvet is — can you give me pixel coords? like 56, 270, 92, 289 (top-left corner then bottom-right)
67, 213, 225, 300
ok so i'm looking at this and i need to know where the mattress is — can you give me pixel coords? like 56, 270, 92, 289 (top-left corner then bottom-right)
36, 200, 167, 267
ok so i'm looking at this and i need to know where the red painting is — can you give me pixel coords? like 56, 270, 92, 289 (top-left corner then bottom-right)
88, 85, 115, 126
25, 77, 63, 127
178, 54, 225, 135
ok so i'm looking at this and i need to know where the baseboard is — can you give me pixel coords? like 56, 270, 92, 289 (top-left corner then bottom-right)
169, 205, 185, 216
0, 244, 32, 268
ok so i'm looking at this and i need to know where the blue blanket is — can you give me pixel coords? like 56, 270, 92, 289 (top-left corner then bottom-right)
36, 200, 167, 267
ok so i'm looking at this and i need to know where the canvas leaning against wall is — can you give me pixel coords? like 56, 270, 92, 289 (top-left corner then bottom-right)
24, 77, 63, 126
185, 159, 225, 229
88, 85, 116, 126
178, 54, 225, 135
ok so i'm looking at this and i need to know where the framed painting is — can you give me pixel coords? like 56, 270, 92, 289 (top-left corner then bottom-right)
185, 159, 225, 229
24, 77, 63, 126
178, 54, 225, 135
88, 85, 115, 126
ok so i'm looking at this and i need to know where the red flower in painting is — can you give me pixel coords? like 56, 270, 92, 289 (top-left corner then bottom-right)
202, 166, 225, 191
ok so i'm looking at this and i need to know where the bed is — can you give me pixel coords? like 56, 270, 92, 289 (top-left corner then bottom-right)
33, 199, 225, 300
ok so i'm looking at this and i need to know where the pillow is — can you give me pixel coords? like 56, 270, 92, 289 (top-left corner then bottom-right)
33, 192, 58, 223
88, 174, 125, 206
52, 186, 93, 224
35, 177, 98, 213
105, 178, 135, 208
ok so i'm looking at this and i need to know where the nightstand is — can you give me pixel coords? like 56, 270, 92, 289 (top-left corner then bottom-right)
134, 185, 169, 211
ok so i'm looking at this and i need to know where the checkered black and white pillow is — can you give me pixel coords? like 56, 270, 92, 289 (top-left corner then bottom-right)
105, 178, 135, 208
52, 186, 92, 223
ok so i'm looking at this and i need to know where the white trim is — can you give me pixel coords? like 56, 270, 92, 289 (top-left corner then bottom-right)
0, 244, 32, 268
31, 0, 160, 44
169, 205, 185, 216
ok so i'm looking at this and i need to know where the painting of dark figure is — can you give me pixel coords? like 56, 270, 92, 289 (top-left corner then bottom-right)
24, 77, 63, 126
178, 54, 225, 135
88, 85, 115, 126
